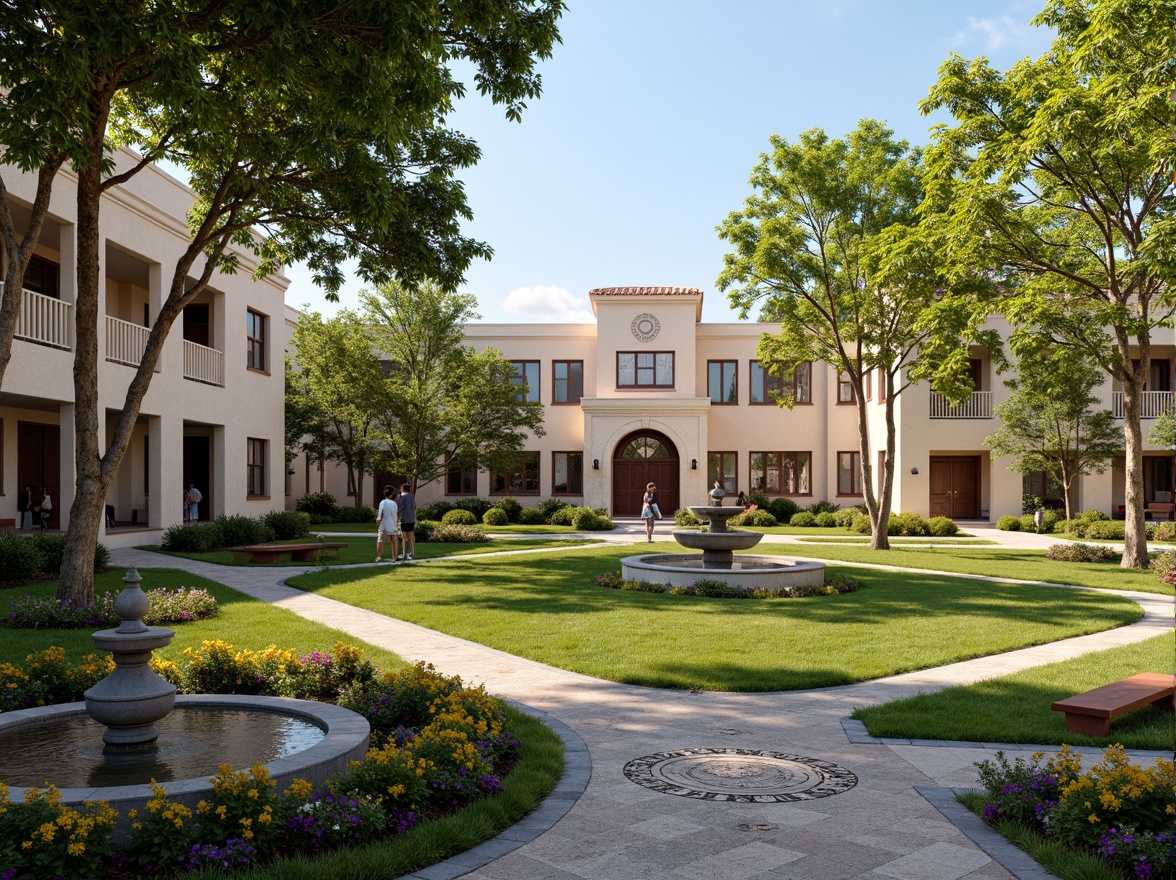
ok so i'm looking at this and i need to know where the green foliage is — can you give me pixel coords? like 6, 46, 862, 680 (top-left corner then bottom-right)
336, 504, 377, 523
674, 508, 700, 527
5, 587, 217, 630
216, 514, 276, 548
833, 507, 860, 528
1046, 543, 1118, 563
482, 507, 509, 526
807, 499, 839, 515
1065, 519, 1126, 541
0, 785, 117, 880
926, 516, 959, 537
453, 497, 493, 519
161, 522, 225, 552
430, 524, 488, 543
851, 513, 872, 534
493, 497, 523, 523
417, 501, 455, 522
728, 510, 778, 527
593, 570, 859, 600
748, 493, 770, 509
518, 507, 546, 525
814, 511, 838, 528
571, 508, 613, 531
296, 492, 341, 519
888, 512, 929, 537
537, 498, 570, 521
0, 534, 44, 581
442, 509, 478, 526
262, 510, 311, 541
767, 497, 800, 522
996, 515, 1021, 532
1022, 494, 1044, 514
413, 521, 436, 543
789, 512, 816, 527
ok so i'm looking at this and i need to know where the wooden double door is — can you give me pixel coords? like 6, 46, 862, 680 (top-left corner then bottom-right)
611, 431, 679, 517
929, 456, 979, 519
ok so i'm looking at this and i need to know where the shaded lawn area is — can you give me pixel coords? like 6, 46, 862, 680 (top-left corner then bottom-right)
749, 525, 983, 539
308, 521, 580, 535
0, 568, 408, 671
793, 536, 994, 545
142, 536, 594, 566
852, 633, 1175, 751
285, 545, 1144, 692
755, 545, 1174, 596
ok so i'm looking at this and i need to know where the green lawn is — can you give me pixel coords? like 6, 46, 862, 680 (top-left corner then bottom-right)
747, 525, 983, 539
755, 545, 1175, 595
309, 521, 580, 535
142, 536, 594, 566
285, 544, 1144, 692
852, 633, 1175, 751
793, 536, 994, 545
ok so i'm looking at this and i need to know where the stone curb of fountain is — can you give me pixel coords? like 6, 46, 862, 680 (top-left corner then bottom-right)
397, 699, 591, 880
916, 786, 1061, 880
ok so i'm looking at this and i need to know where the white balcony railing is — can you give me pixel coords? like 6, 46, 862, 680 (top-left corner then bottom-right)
105, 315, 152, 367
929, 390, 992, 419
0, 282, 73, 350
1112, 391, 1172, 419
183, 339, 224, 387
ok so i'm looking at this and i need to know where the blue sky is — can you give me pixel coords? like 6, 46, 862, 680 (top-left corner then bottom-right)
286, 0, 1055, 325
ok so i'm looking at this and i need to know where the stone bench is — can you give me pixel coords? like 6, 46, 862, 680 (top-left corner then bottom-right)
231, 542, 347, 564
1051, 673, 1175, 736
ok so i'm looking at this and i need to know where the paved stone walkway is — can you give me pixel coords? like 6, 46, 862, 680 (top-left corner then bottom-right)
111, 524, 1175, 880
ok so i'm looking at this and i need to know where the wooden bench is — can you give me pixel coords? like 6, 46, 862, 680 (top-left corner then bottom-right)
231, 542, 347, 564
1051, 673, 1175, 736
1144, 502, 1175, 521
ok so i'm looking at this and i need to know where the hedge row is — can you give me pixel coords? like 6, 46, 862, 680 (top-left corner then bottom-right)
161, 511, 310, 552
0, 533, 110, 583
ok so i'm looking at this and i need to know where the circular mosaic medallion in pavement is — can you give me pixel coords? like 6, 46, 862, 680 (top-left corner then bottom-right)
623, 748, 857, 803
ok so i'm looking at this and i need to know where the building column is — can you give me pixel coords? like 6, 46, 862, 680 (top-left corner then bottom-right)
212, 424, 226, 519
148, 414, 182, 529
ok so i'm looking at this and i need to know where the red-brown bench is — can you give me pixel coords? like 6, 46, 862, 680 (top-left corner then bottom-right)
231, 542, 347, 564
1051, 673, 1175, 736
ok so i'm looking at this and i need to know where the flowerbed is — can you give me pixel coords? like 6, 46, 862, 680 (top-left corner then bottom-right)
4, 586, 217, 630
975, 745, 1176, 878
594, 569, 859, 598
0, 646, 524, 879
1046, 543, 1118, 563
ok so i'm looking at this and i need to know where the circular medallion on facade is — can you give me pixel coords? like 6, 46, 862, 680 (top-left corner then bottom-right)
623, 748, 857, 803
630, 313, 661, 342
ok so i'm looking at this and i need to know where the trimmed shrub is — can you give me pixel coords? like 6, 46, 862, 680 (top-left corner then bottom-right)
833, 508, 859, 528
767, 497, 800, 523
493, 497, 522, 523
336, 504, 377, 523
537, 498, 570, 521
729, 510, 778, 527
748, 493, 770, 510
262, 510, 311, 540
789, 512, 816, 527
414, 520, 437, 543
851, 513, 872, 534
1082, 520, 1126, 541
807, 499, 839, 515
814, 511, 838, 528
1018, 514, 1038, 532
295, 491, 339, 519
27, 535, 108, 573
926, 516, 959, 537
482, 508, 509, 526
215, 514, 275, 548
431, 523, 487, 543
160, 522, 224, 552
453, 497, 493, 519
995, 515, 1021, 531
518, 507, 546, 525
1154, 520, 1176, 542
417, 501, 454, 522
1046, 542, 1117, 562
674, 509, 700, 527
1150, 549, 1176, 581
1022, 493, 1044, 514
1042, 509, 1064, 533
889, 512, 929, 537
442, 509, 478, 526
548, 505, 577, 526
0, 534, 44, 581
572, 508, 614, 531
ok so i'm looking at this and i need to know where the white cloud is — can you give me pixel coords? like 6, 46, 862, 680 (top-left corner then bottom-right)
949, 11, 1044, 54
501, 285, 595, 323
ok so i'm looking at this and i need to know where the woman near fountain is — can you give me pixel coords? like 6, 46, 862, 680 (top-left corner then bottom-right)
641, 482, 661, 542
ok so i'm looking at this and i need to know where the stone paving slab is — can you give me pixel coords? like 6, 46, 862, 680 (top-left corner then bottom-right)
109, 532, 1174, 880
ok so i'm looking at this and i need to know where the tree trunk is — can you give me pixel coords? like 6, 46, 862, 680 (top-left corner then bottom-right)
873, 391, 897, 550
1120, 383, 1149, 568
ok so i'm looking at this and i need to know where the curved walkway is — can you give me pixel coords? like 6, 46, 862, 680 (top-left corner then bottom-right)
111, 528, 1175, 880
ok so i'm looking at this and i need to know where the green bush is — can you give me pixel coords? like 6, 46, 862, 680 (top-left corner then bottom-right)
814, 511, 838, 528
889, 512, 929, 537
262, 510, 311, 540
442, 509, 478, 526
417, 501, 454, 521
789, 512, 816, 527
729, 510, 778, 527
1153, 520, 1176, 542
851, 513, 872, 534
518, 507, 546, 525
27, 534, 110, 575
336, 504, 377, 523
1018, 514, 1038, 532
1022, 493, 1044, 514
767, 497, 800, 523
927, 516, 959, 537
160, 522, 224, 552
996, 514, 1021, 531
1046, 542, 1117, 563
674, 509, 700, 527
1149, 549, 1176, 581
482, 508, 509, 526
1076, 508, 1109, 522
548, 505, 577, 526
0, 534, 44, 581
295, 491, 339, 519
453, 497, 493, 519
833, 507, 859, 528
1042, 509, 1064, 532
571, 508, 608, 530
431, 523, 487, 542
807, 499, 839, 515
215, 514, 275, 548
413, 520, 436, 542
1082, 520, 1126, 541
748, 493, 770, 509
493, 497, 522, 523
537, 498, 570, 521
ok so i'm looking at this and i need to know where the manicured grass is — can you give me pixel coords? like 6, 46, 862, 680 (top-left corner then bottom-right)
793, 536, 993, 545
187, 704, 564, 880
0, 568, 408, 670
851, 632, 1175, 751
286, 545, 1144, 692
756, 544, 1175, 595
750, 525, 983, 539
142, 536, 593, 566
310, 521, 579, 535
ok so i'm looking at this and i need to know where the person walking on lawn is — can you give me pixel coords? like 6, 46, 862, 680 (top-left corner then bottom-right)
375, 485, 400, 563
397, 483, 416, 561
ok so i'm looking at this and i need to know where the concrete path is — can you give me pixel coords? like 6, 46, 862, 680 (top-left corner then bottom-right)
111, 525, 1175, 880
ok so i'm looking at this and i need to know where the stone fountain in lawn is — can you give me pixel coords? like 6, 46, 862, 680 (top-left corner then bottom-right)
0, 568, 368, 821
622, 484, 825, 590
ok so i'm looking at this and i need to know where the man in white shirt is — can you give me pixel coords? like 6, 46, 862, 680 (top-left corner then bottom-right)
375, 485, 400, 563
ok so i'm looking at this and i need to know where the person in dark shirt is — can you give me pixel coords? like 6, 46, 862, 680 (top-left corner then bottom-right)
397, 483, 417, 561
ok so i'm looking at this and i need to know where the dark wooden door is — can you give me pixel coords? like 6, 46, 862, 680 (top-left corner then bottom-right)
611, 432, 679, 516
929, 456, 979, 519
183, 435, 211, 522
18, 422, 60, 529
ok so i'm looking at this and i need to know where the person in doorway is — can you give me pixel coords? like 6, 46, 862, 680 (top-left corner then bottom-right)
736, 490, 749, 509
641, 481, 661, 542
37, 488, 51, 532
17, 484, 33, 530
375, 485, 400, 563
186, 484, 203, 523
397, 482, 416, 561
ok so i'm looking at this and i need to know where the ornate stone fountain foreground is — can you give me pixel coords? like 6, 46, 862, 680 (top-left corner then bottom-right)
622, 483, 825, 590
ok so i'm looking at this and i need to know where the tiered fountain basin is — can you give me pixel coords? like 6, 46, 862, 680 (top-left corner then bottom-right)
621, 504, 825, 591
0, 695, 368, 818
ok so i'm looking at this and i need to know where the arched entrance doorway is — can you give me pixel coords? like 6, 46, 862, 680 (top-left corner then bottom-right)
612, 431, 679, 516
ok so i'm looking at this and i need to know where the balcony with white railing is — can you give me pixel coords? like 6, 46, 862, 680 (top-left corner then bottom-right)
0, 282, 73, 350
105, 315, 152, 368
1112, 391, 1172, 419
929, 390, 992, 419
183, 339, 224, 387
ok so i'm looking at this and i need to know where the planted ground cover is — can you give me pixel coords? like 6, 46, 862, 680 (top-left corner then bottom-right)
793, 536, 992, 544
756, 545, 1175, 595
851, 633, 1175, 750
287, 545, 1143, 692
143, 536, 592, 566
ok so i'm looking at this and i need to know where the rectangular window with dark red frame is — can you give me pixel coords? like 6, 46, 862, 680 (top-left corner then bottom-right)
617, 352, 674, 388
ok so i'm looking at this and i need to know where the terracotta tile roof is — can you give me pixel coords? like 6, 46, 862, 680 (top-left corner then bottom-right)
588, 286, 704, 297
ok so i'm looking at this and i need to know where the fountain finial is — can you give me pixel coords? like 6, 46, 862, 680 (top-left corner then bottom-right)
709, 481, 726, 504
